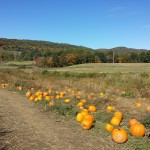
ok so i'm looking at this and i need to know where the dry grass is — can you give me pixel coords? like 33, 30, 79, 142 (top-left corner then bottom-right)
0, 65, 150, 150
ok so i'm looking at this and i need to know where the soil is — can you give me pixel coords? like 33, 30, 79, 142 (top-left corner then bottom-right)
0, 88, 118, 150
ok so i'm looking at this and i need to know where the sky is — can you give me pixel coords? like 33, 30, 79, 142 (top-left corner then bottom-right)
0, 0, 150, 49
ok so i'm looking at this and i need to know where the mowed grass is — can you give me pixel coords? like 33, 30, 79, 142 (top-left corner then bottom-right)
0, 62, 150, 73
46, 63, 150, 73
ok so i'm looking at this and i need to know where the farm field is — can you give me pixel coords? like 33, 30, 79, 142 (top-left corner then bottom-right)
1, 62, 150, 73
0, 63, 150, 150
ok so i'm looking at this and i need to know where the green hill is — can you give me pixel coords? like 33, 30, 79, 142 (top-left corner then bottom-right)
0, 38, 150, 65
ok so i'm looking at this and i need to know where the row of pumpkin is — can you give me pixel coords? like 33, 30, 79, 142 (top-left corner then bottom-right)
0, 83, 148, 144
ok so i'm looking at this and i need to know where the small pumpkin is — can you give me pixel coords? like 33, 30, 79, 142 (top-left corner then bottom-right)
130, 123, 145, 137
76, 113, 84, 122
110, 117, 121, 126
135, 103, 142, 107
105, 124, 114, 132
26, 91, 32, 97
80, 99, 86, 104
77, 102, 84, 107
83, 114, 95, 123
64, 99, 71, 103
29, 95, 35, 101
88, 105, 97, 112
114, 111, 123, 120
49, 101, 54, 107
129, 119, 139, 127
81, 111, 89, 117
81, 118, 93, 130
43, 92, 49, 97
45, 96, 51, 101
111, 129, 128, 143
146, 106, 150, 112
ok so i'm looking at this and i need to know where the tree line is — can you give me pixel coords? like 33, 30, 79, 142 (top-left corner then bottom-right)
0, 38, 150, 67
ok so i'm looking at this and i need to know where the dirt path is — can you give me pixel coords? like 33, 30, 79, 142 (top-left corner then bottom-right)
0, 88, 118, 150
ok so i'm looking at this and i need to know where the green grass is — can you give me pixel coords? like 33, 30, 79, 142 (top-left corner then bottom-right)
44, 63, 150, 73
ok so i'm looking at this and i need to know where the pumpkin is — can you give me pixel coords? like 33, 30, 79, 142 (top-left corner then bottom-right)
77, 102, 84, 107
110, 117, 121, 126
80, 99, 86, 104
82, 109, 89, 113
49, 101, 54, 107
76, 113, 84, 122
81, 111, 89, 117
17, 86, 23, 91
105, 124, 114, 132
111, 129, 128, 143
114, 111, 123, 120
45, 96, 51, 101
130, 123, 145, 137
129, 119, 139, 127
43, 92, 49, 97
83, 114, 95, 122
29, 95, 35, 101
88, 105, 97, 112
38, 95, 43, 101
26, 91, 32, 97
34, 97, 39, 102
146, 106, 150, 112
81, 118, 93, 130
64, 99, 70, 103
135, 103, 142, 107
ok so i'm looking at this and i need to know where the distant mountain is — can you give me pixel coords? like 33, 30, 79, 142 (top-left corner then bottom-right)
0, 38, 93, 52
96, 47, 149, 54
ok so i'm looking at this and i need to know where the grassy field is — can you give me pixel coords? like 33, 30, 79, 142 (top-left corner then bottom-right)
45, 63, 150, 73
0, 61, 150, 73
0, 62, 150, 149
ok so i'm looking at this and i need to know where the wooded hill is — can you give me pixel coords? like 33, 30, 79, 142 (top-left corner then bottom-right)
0, 38, 150, 67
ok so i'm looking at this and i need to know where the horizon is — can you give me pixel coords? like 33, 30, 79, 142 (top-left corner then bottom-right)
0, 0, 150, 49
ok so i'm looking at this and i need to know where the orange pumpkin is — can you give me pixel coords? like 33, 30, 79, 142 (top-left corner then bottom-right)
77, 102, 84, 107
81, 111, 89, 117
45, 96, 51, 101
76, 113, 84, 122
88, 105, 97, 112
111, 129, 128, 143
130, 123, 145, 137
43, 92, 49, 97
26, 91, 32, 97
80, 99, 86, 104
110, 117, 121, 126
29, 95, 35, 101
48, 101, 54, 107
83, 114, 95, 122
129, 119, 139, 127
81, 118, 93, 130
146, 106, 150, 112
114, 111, 123, 120
105, 124, 114, 132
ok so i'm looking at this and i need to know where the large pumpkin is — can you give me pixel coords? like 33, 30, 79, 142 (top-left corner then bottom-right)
110, 117, 121, 126
81, 118, 93, 130
130, 123, 145, 137
111, 129, 128, 143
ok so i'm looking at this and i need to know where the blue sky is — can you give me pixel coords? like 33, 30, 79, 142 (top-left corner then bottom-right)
0, 0, 150, 49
